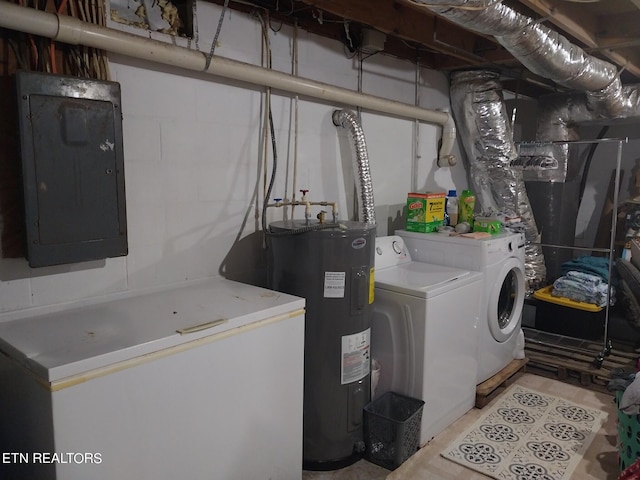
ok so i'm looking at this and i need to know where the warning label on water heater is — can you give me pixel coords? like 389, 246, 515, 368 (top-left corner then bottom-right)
324, 271, 346, 298
341, 329, 371, 385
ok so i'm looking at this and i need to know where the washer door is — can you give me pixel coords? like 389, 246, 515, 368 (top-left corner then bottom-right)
487, 257, 525, 342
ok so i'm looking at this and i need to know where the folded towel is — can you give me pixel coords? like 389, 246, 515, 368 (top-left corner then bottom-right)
552, 271, 615, 307
560, 256, 616, 285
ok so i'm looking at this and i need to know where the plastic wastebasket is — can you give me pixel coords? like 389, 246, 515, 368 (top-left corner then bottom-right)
363, 391, 425, 470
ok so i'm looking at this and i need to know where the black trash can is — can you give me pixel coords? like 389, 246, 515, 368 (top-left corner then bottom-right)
363, 391, 425, 470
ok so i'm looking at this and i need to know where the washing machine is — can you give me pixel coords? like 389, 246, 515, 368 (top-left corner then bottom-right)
371, 236, 483, 446
397, 230, 526, 385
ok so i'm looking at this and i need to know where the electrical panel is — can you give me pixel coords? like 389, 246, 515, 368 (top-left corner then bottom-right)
15, 71, 128, 268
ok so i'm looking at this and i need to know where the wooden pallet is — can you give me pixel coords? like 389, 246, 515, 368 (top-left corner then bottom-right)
475, 357, 529, 408
524, 338, 638, 393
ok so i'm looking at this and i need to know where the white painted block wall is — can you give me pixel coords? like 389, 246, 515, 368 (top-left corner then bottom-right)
0, 2, 467, 318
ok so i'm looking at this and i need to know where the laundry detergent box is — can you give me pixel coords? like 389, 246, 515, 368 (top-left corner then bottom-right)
406, 192, 446, 233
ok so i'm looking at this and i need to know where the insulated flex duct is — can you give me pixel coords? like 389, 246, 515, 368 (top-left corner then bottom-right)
409, 0, 640, 283
408, 0, 640, 140
450, 71, 546, 291
518, 145, 582, 279
332, 110, 376, 225
525, 86, 640, 279
409, 0, 623, 114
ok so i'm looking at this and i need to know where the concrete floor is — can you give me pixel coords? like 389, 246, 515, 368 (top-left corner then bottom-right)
303, 373, 620, 480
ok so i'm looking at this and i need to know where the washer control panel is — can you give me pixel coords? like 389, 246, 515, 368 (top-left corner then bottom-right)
375, 235, 412, 269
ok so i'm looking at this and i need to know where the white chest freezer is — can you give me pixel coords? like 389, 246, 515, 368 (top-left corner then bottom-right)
0, 278, 305, 480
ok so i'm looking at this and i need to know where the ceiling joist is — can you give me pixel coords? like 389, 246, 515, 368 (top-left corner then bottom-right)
514, 0, 640, 79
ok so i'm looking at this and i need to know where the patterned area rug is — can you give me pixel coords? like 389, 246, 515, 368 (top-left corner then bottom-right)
441, 384, 607, 480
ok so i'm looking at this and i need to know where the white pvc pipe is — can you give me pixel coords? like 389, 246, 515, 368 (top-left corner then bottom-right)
0, 1, 457, 163
438, 111, 457, 167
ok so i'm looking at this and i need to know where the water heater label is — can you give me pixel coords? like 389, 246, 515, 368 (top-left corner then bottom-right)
341, 329, 371, 385
324, 271, 345, 298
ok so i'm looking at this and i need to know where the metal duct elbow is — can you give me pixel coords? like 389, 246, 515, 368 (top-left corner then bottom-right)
584, 78, 640, 119
586, 77, 630, 118
332, 110, 376, 225
536, 84, 640, 146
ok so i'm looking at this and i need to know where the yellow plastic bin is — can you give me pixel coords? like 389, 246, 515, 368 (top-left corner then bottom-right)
532, 286, 605, 339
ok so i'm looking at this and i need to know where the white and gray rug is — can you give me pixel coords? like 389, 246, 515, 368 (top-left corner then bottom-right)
441, 384, 607, 480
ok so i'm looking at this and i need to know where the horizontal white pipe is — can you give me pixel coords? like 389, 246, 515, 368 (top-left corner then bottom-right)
0, 1, 456, 162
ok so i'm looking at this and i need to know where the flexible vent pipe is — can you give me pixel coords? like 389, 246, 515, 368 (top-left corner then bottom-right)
332, 110, 376, 225
0, 2, 457, 165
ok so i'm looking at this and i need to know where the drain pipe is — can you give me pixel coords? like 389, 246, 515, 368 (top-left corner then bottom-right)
0, 1, 457, 166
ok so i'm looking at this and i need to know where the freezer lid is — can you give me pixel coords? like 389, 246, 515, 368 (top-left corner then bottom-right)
0, 278, 305, 383
375, 262, 482, 298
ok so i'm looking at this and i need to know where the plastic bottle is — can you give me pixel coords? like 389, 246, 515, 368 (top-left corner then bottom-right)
446, 190, 458, 226
459, 189, 476, 226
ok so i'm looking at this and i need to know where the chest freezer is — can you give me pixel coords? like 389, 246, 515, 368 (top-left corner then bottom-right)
0, 278, 305, 480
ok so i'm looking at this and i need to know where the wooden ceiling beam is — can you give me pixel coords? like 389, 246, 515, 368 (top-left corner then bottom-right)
596, 12, 640, 41
512, 0, 640, 80
296, 0, 515, 65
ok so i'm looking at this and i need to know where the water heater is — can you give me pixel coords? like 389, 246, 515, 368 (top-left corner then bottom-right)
269, 219, 376, 470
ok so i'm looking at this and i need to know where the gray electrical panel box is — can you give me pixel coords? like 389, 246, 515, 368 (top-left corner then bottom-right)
15, 71, 128, 268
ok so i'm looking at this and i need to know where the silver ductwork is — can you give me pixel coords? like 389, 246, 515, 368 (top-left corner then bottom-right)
525, 84, 640, 278
519, 142, 582, 281
450, 71, 546, 291
332, 109, 376, 225
409, 0, 640, 141
537, 87, 640, 144
449, 71, 517, 211
410, 0, 621, 111
410, 0, 640, 282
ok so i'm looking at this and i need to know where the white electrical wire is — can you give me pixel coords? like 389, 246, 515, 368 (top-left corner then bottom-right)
291, 21, 299, 221
412, 59, 421, 193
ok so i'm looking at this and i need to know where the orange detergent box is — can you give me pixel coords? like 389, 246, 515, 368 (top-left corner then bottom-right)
406, 192, 446, 233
